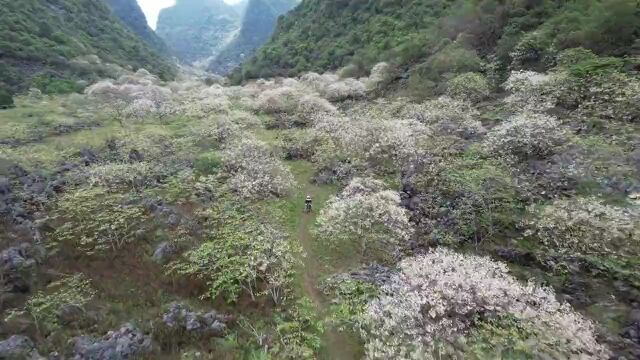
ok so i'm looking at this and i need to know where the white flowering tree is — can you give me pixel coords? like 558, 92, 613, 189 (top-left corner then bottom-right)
503, 70, 558, 112
312, 113, 429, 175
401, 96, 484, 139
362, 248, 610, 360
315, 177, 413, 261
525, 197, 640, 256
221, 137, 296, 199
483, 112, 566, 161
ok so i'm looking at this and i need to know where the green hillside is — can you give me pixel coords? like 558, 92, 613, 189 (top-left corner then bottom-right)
0, 0, 176, 97
234, 0, 640, 84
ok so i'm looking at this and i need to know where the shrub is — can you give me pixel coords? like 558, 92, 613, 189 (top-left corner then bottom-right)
483, 112, 566, 161
555, 70, 640, 123
194, 152, 223, 176
169, 213, 300, 304
21, 274, 96, 333
32, 74, 83, 94
426, 42, 483, 78
279, 130, 317, 160
524, 197, 640, 256
362, 248, 610, 359
337, 64, 362, 79
445, 72, 490, 103
315, 177, 413, 262
404, 154, 519, 245
510, 30, 555, 69
52, 188, 148, 255
83, 162, 162, 191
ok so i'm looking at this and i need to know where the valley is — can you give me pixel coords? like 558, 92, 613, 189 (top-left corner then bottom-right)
1, 0, 640, 359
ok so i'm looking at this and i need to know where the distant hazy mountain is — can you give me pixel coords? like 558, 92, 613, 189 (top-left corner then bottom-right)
156, 0, 241, 64
104, 0, 169, 54
208, 0, 298, 74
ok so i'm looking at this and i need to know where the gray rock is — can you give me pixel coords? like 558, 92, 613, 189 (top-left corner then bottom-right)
151, 242, 176, 264
72, 324, 154, 360
162, 303, 230, 336
166, 214, 180, 227
56, 303, 86, 325
80, 148, 98, 166
0, 177, 10, 197
1, 243, 44, 295
0, 335, 44, 360
128, 149, 144, 163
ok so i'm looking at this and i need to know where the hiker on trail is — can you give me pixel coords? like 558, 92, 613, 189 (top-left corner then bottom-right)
304, 195, 313, 213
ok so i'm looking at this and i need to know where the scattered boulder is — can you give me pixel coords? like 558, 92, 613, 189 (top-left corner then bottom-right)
151, 242, 177, 264
162, 303, 231, 336
0, 176, 10, 197
128, 149, 144, 163
1, 243, 44, 295
56, 304, 86, 326
72, 324, 154, 360
80, 148, 98, 166
0, 335, 44, 360
141, 198, 181, 228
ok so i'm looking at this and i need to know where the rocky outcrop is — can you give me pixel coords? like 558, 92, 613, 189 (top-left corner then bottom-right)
162, 303, 231, 336
0, 335, 44, 360
1, 243, 45, 303
151, 242, 177, 264
72, 324, 155, 360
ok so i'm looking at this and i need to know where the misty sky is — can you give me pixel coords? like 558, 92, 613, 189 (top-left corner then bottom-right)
138, 0, 243, 29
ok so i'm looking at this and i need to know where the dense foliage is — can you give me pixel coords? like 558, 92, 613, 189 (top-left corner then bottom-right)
235, 0, 640, 87
362, 249, 609, 359
0, 0, 176, 95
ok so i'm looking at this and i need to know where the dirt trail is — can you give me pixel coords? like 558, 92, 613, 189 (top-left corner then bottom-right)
295, 180, 360, 360
255, 127, 360, 358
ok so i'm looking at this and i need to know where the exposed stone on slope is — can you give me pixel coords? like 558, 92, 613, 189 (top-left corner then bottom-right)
72, 324, 155, 360
162, 303, 231, 336
0, 335, 44, 360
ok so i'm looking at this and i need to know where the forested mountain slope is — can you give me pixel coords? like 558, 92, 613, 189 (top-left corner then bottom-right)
0, 0, 176, 99
104, 0, 169, 54
208, 0, 298, 74
234, 0, 640, 84
156, 0, 241, 64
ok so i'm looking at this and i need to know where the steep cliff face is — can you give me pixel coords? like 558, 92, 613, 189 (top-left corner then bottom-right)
104, 0, 169, 54
156, 0, 241, 64
208, 0, 297, 74
0, 0, 176, 95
